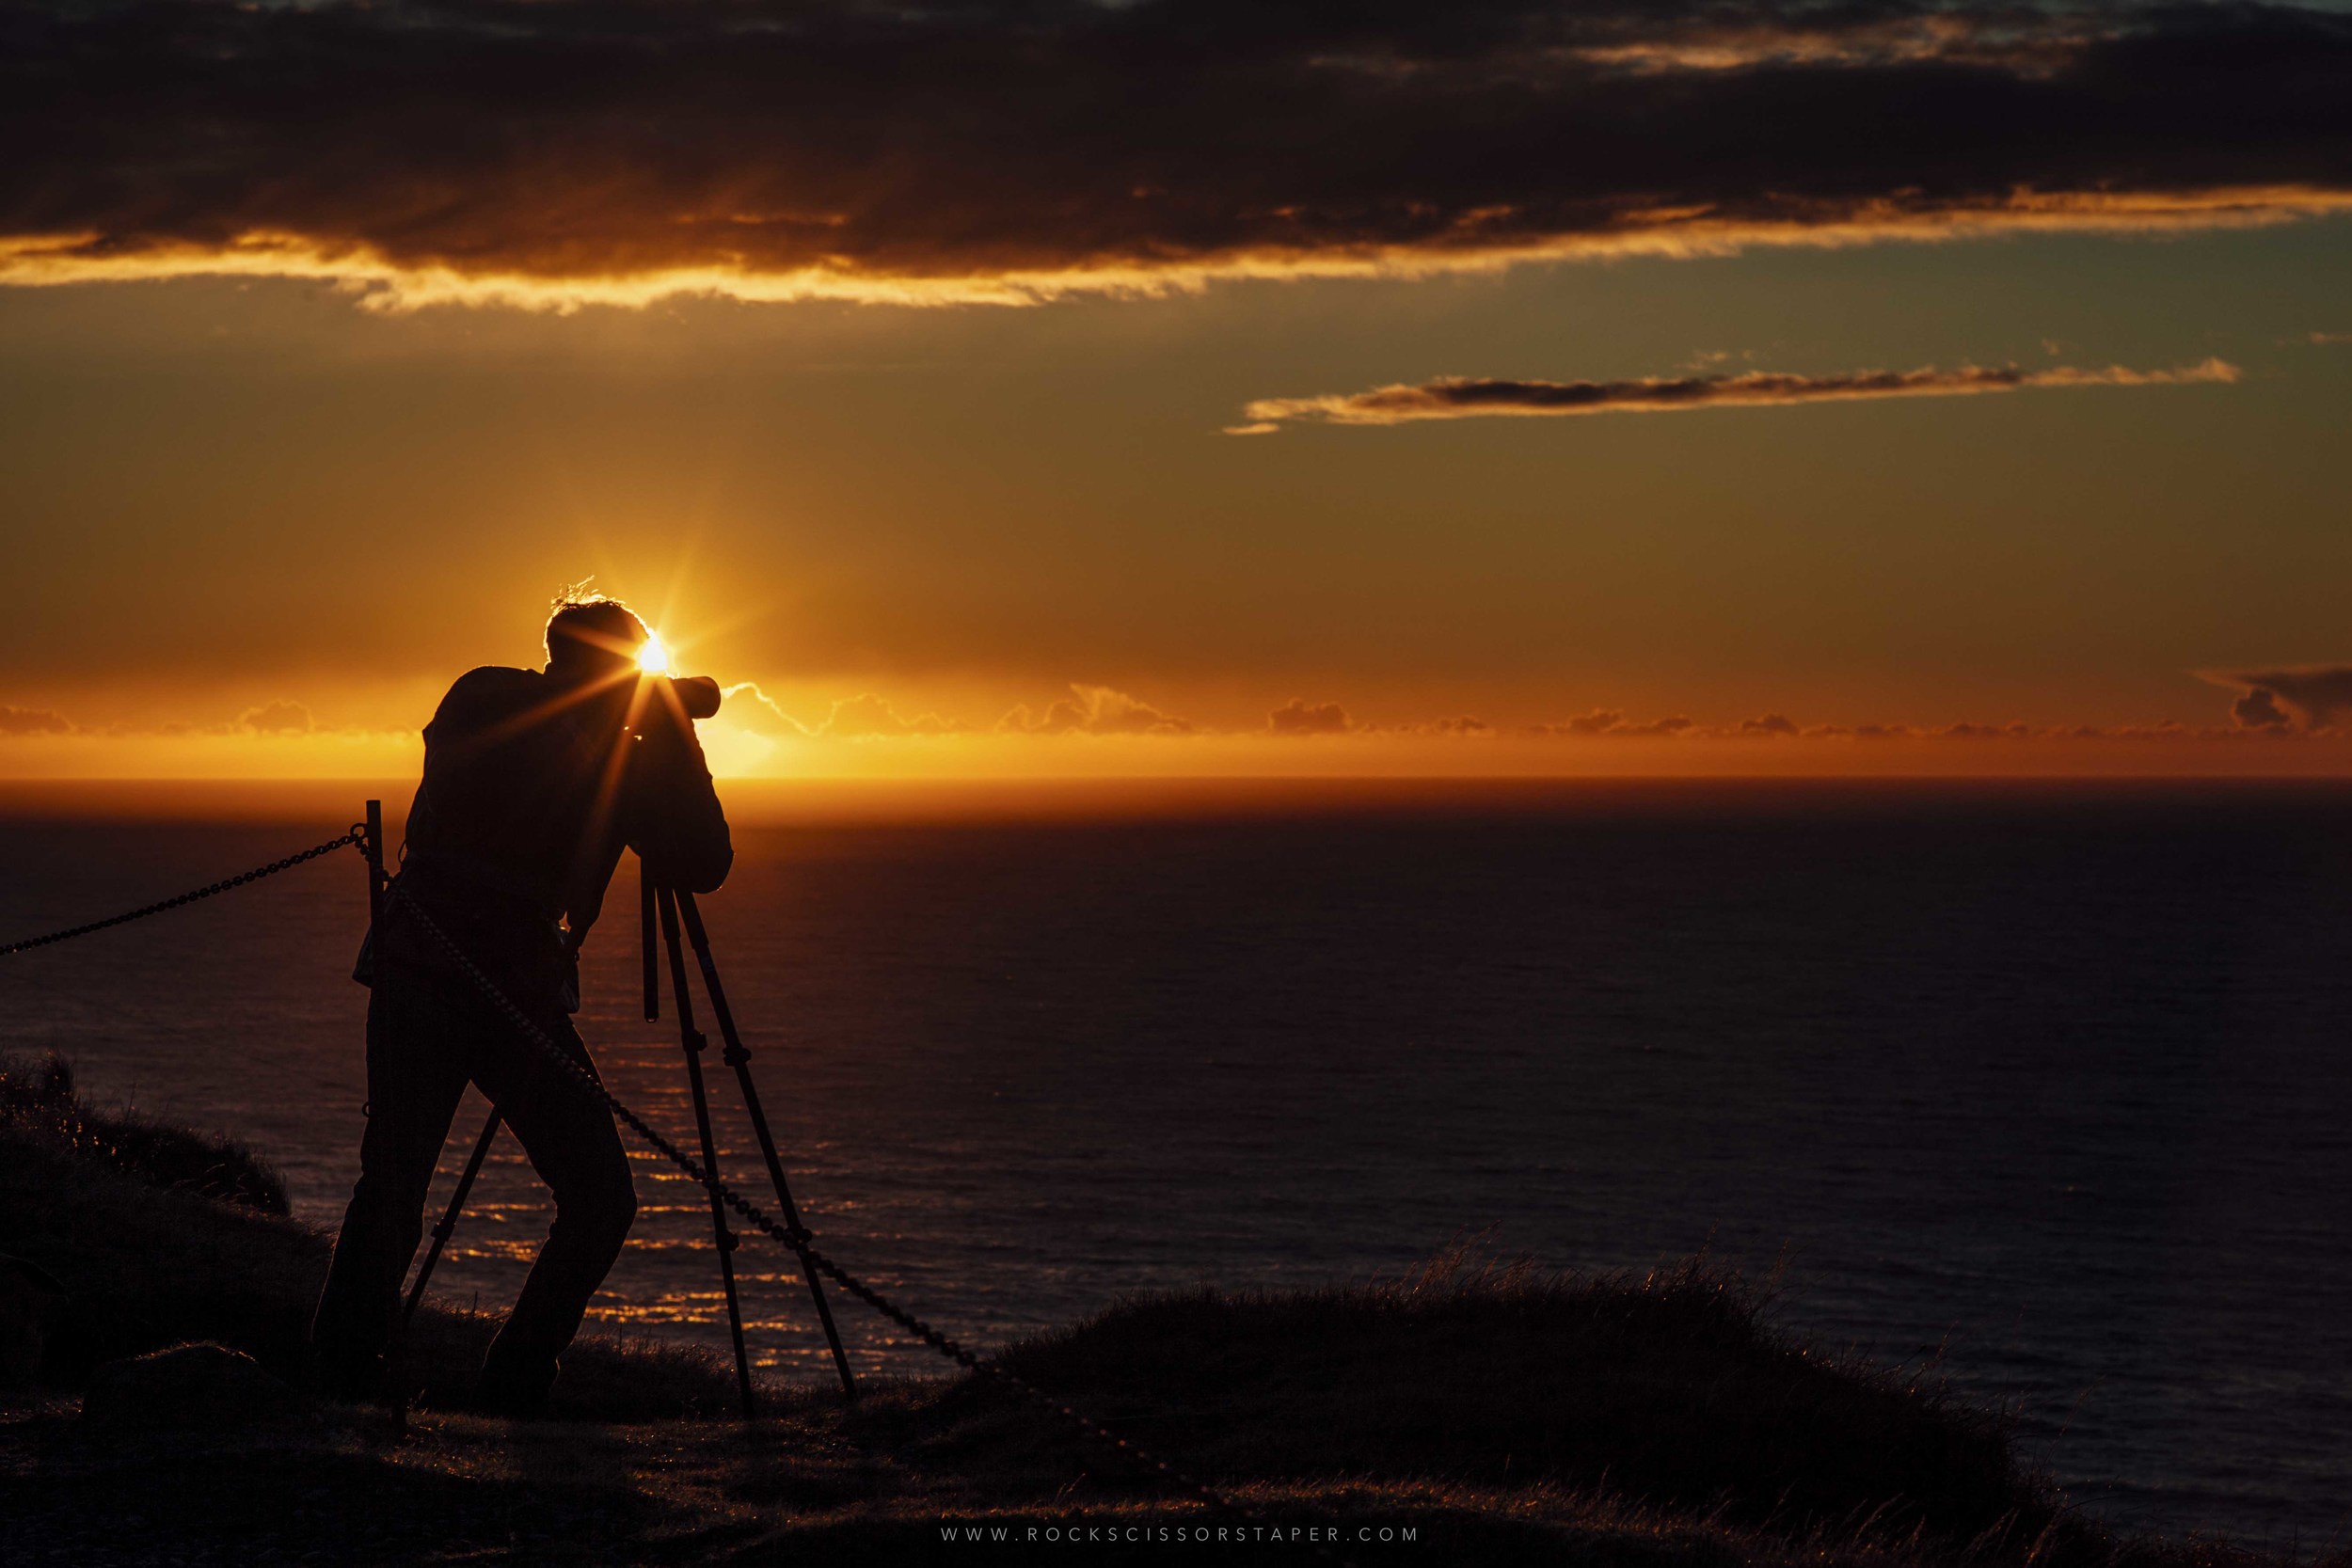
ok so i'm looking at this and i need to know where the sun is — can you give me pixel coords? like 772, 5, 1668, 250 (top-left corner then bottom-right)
637, 631, 672, 675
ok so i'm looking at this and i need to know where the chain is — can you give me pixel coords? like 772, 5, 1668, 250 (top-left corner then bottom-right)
0, 830, 367, 958
380, 879, 1342, 1559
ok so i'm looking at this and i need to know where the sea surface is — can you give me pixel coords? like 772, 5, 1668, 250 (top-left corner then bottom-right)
3, 778, 2348, 1547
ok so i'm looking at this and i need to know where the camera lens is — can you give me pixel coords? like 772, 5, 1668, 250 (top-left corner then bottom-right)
672, 675, 723, 720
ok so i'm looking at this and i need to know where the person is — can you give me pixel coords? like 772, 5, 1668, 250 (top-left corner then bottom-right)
310, 592, 732, 1412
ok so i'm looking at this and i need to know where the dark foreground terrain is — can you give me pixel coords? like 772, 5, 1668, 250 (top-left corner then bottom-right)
0, 1054, 2331, 1566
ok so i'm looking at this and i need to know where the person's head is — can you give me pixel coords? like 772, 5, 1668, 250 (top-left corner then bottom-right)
544, 592, 649, 687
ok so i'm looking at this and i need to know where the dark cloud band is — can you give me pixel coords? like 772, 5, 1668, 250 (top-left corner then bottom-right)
5, 2, 2351, 305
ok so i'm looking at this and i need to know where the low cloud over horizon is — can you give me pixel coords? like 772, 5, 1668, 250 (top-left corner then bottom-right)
4, 2, 2351, 307
12, 668, 2352, 757
690, 673, 2352, 748
998, 685, 1197, 736
1230, 359, 2241, 432
0, 704, 72, 736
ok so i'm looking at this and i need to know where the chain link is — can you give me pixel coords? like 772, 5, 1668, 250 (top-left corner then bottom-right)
0, 830, 367, 958
380, 878, 1341, 1559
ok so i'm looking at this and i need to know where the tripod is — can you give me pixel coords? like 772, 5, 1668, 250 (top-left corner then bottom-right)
400, 857, 858, 1417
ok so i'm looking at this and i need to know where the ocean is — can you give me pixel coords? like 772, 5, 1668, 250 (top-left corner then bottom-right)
2, 778, 2347, 1546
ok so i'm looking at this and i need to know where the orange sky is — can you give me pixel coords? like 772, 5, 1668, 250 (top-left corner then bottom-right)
8, 2, 2352, 779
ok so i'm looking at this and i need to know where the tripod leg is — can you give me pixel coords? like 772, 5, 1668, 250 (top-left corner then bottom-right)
658, 884, 759, 1420
403, 1108, 501, 1327
675, 890, 859, 1402
641, 866, 660, 1022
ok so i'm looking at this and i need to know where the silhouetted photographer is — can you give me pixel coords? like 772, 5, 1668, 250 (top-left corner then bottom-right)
310, 592, 731, 1413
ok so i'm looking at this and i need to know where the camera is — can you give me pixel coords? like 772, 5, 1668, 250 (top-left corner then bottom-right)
667, 674, 723, 720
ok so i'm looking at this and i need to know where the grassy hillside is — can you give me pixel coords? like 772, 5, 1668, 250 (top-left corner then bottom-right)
1, 1052, 290, 1213
0, 1056, 2325, 1566
0, 1052, 737, 1417
982, 1257, 2052, 1546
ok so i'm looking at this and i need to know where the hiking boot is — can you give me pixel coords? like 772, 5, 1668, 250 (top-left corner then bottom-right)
469, 1356, 557, 1418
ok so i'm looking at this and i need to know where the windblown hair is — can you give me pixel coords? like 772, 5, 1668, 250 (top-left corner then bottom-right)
544, 586, 646, 673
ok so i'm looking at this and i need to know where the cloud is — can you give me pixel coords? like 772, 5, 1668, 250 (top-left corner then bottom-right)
718, 681, 1197, 737
1233, 360, 2241, 431
1262, 705, 1491, 735
721, 681, 812, 736
2230, 688, 2294, 731
238, 700, 312, 734
0, 703, 72, 735
1267, 698, 1354, 736
815, 692, 962, 738
1000, 685, 1195, 736
719, 682, 965, 736
1503, 711, 2299, 743
2311, 331, 2352, 345
2203, 666, 2352, 729
5, 3, 2351, 308
1559, 709, 1625, 736
1523, 710, 1693, 738
1524, 709, 1624, 736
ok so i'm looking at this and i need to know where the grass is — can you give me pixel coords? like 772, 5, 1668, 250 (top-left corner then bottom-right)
0, 1052, 744, 1417
1, 1053, 290, 1213
0, 1065, 2340, 1566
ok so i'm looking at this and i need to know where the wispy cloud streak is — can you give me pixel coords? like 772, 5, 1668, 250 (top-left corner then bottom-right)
1230, 359, 2241, 431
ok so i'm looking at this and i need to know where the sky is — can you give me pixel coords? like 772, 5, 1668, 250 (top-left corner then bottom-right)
5, 0, 2351, 779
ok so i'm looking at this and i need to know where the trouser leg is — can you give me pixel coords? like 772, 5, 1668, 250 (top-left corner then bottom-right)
310, 968, 469, 1399
466, 1011, 637, 1404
